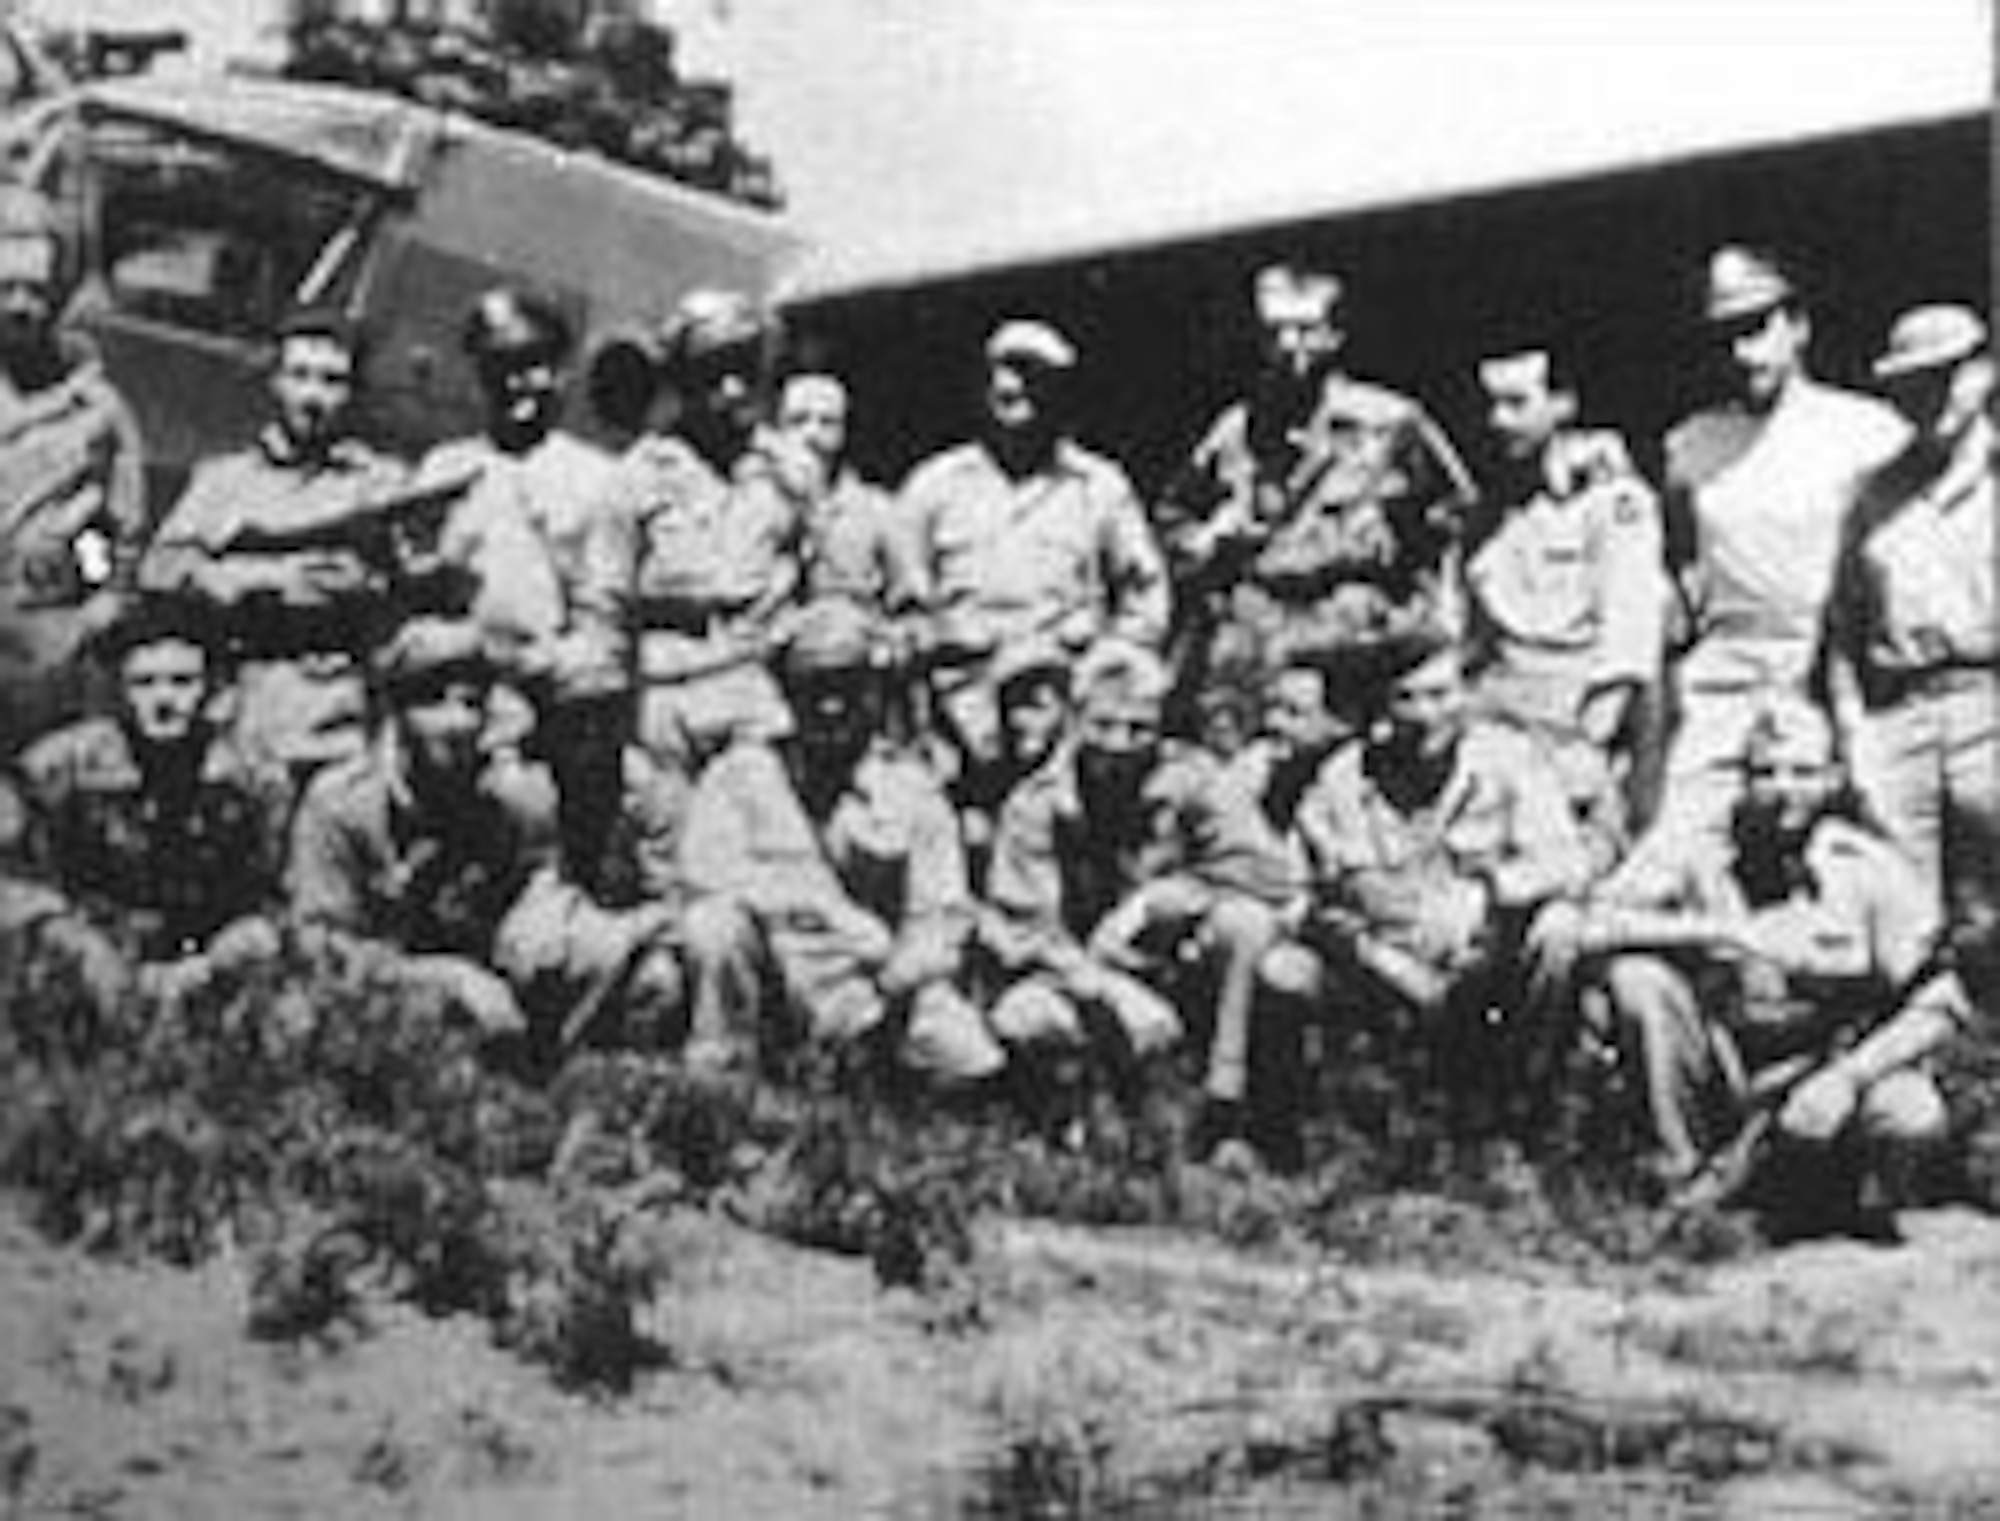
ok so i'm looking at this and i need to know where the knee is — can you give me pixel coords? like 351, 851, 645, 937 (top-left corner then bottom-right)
1859, 1069, 1950, 1146
989, 980, 1084, 1048
680, 895, 759, 968
1602, 954, 1689, 1025
1257, 940, 1325, 1002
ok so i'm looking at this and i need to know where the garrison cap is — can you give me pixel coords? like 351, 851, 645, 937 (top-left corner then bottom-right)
1368, 617, 1460, 686
780, 598, 883, 679
665, 287, 764, 367
1477, 349, 1554, 398
1873, 304, 1987, 379
985, 318, 1077, 372
372, 616, 496, 695
463, 286, 574, 366
1742, 689, 1836, 768
1073, 637, 1169, 717
1702, 245, 1795, 323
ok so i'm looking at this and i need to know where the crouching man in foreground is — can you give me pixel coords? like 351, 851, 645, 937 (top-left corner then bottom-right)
1536, 693, 1972, 1232
0, 595, 290, 1006
678, 599, 1008, 1085
286, 617, 686, 1053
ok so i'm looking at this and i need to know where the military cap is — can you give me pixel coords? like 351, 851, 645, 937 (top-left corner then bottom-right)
985, 318, 1077, 372
780, 598, 883, 680
1367, 617, 1460, 687
273, 305, 368, 363
664, 287, 764, 367
1476, 349, 1553, 398
1072, 637, 1170, 717
1254, 262, 1344, 323
992, 632, 1071, 697
1702, 245, 1795, 323
1742, 690, 1835, 768
463, 286, 574, 366
1873, 304, 1987, 379
372, 616, 496, 695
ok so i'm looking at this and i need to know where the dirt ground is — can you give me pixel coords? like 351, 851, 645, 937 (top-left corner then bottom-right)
4, 1191, 1999, 1519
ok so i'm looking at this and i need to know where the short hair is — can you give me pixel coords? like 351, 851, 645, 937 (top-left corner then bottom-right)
94, 594, 222, 668
273, 306, 367, 368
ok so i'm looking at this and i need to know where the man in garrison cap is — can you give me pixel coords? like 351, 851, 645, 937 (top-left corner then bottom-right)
1653, 245, 1909, 844
572, 286, 815, 773
1157, 260, 1477, 752
0, 593, 290, 1009
1537, 694, 1972, 1232
898, 318, 1170, 796
678, 598, 1008, 1084
287, 616, 690, 1055
1825, 303, 1998, 1007
1260, 620, 1592, 1143
0, 182, 148, 754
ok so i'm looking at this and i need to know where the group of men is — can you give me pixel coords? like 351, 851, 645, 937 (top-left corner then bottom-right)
2, 165, 1993, 1226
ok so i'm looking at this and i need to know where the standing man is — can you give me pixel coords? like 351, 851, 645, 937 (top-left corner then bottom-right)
139, 309, 407, 785
0, 183, 147, 753
1159, 261, 1475, 750
901, 319, 1170, 787
0, 595, 289, 1006
1826, 304, 1997, 995
1545, 696, 1970, 1228
574, 288, 809, 772
1656, 246, 1908, 841
1466, 345, 1670, 859
678, 599, 1006, 1085
777, 368, 919, 625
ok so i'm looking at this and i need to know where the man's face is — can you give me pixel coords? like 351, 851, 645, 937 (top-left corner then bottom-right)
1884, 355, 1992, 452
1483, 369, 1573, 462
686, 343, 764, 457
0, 237, 58, 359
1744, 719, 1838, 843
1255, 285, 1342, 385
1382, 649, 1466, 765
1076, 696, 1162, 798
120, 638, 211, 750
270, 334, 357, 451
791, 669, 877, 774
480, 350, 565, 448
1001, 672, 1068, 772
397, 674, 488, 785
777, 374, 850, 468
1264, 667, 1343, 764
1715, 304, 1808, 408
984, 356, 1058, 439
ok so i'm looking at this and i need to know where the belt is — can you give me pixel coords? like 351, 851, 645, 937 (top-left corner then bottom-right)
1869, 660, 1999, 706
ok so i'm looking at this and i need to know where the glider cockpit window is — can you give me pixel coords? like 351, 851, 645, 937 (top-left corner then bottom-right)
87, 116, 370, 342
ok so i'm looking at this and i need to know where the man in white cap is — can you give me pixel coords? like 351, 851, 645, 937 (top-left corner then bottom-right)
899, 318, 1169, 790
1158, 260, 1476, 751
1826, 303, 1996, 1002
1655, 245, 1908, 843
0, 182, 148, 754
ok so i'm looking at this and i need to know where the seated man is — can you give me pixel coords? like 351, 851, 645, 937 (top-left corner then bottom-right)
679, 599, 1006, 1084
1536, 694, 1971, 1226
954, 632, 1073, 891
1264, 622, 1592, 1134
0, 595, 291, 1006
286, 617, 686, 1053
982, 639, 1294, 1095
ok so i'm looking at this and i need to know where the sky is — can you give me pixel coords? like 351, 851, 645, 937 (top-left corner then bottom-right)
22, 0, 1991, 290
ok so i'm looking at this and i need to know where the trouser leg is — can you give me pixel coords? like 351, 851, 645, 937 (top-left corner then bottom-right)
1601, 952, 1734, 1180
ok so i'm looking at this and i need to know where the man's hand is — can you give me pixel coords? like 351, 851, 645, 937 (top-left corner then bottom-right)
1578, 684, 1634, 750
1407, 876, 1489, 966
1779, 1064, 1861, 1143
